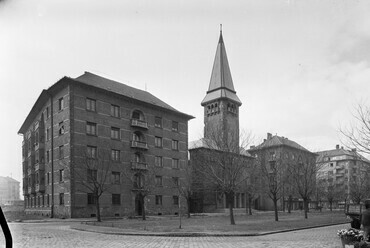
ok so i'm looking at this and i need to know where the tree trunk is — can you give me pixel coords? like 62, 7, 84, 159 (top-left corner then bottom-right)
303, 198, 308, 219
96, 196, 101, 222
288, 195, 292, 214
248, 195, 252, 215
273, 196, 279, 221
187, 197, 191, 218
329, 201, 333, 211
141, 195, 146, 220
226, 192, 235, 225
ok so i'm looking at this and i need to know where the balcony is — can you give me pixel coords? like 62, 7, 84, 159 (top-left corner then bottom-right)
131, 119, 148, 129
28, 166, 35, 176
131, 140, 148, 150
35, 184, 45, 193
131, 161, 148, 170
28, 185, 35, 194
35, 162, 45, 171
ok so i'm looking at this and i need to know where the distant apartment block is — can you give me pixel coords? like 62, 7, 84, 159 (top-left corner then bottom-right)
0, 176, 20, 205
316, 145, 370, 206
18, 72, 193, 218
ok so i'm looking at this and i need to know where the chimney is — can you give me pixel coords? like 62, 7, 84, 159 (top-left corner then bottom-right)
336, 144, 340, 150
267, 133, 272, 140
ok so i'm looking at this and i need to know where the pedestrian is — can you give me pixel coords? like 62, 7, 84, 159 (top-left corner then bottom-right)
362, 199, 370, 242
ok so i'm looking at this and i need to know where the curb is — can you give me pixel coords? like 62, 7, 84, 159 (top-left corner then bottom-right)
70, 221, 350, 237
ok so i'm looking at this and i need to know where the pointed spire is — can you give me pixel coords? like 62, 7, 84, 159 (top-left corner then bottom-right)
201, 28, 242, 106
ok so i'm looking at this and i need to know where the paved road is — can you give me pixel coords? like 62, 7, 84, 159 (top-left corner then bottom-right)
1, 222, 346, 247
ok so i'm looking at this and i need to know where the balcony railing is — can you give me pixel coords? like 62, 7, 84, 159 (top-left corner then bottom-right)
28, 185, 35, 194
35, 162, 45, 171
35, 184, 45, 193
131, 140, 148, 150
131, 161, 148, 170
131, 119, 149, 129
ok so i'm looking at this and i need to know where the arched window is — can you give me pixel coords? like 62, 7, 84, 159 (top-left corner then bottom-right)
132, 110, 145, 121
134, 173, 145, 189
134, 152, 145, 163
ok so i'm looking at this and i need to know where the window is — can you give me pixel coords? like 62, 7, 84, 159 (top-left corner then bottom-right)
112, 194, 121, 205
155, 195, 162, 205
172, 177, 179, 186
173, 196, 179, 205
330, 163, 334, 167
87, 146, 97, 159
58, 98, 64, 111
155, 156, 163, 167
270, 161, 276, 171
59, 169, 64, 182
270, 151, 276, 160
46, 150, 50, 163
352, 168, 357, 174
111, 104, 120, 118
172, 121, 178, 132
155, 137, 162, 148
172, 159, 179, 169
111, 127, 120, 140
46, 107, 50, 118
47, 172, 50, 184
59, 193, 64, 205
111, 149, 120, 161
171, 140, 178, 150
86, 98, 96, 112
47, 194, 49, 206
46, 128, 50, 141
155, 176, 163, 187
87, 169, 97, 182
86, 122, 97, 136
112, 171, 120, 184
87, 193, 96, 205
59, 122, 65, 135
42, 195, 45, 206
59, 145, 64, 159
155, 116, 162, 128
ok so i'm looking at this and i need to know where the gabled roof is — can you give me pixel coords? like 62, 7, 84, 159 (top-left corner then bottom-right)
75, 72, 194, 119
18, 72, 194, 134
0, 176, 20, 183
316, 148, 370, 163
201, 31, 242, 106
251, 135, 311, 153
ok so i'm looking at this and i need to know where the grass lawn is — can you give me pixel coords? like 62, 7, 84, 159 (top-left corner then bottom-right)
89, 210, 350, 233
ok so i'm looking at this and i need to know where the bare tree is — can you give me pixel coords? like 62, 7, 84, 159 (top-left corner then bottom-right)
340, 104, 370, 155
170, 161, 193, 218
287, 156, 320, 219
244, 159, 262, 215
193, 127, 253, 225
257, 153, 287, 221
74, 147, 113, 222
349, 161, 370, 205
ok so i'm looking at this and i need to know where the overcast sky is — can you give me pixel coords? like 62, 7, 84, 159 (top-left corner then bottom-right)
1, 0, 370, 186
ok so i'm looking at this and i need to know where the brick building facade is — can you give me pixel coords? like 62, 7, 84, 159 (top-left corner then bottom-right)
19, 72, 193, 218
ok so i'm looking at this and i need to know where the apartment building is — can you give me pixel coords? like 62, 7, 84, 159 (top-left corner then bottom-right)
316, 145, 370, 206
249, 133, 317, 211
18, 72, 193, 218
0, 176, 20, 205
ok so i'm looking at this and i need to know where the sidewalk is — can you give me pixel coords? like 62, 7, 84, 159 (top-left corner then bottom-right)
70, 221, 350, 237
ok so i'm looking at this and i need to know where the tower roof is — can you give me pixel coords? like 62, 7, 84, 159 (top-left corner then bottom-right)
201, 31, 242, 106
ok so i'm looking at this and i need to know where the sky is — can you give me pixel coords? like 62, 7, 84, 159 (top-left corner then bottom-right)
1, 0, 370, 190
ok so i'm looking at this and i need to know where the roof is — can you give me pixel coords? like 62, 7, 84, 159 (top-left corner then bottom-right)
316, 148, 370, 163
75, 72, 194, 119
0, 176, 20, 184
189, 138, 252, 157
18, 72, 194, 134
201, 31, 242, 106
250, 135, 311, 153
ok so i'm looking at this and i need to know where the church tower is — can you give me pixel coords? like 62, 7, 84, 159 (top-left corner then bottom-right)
201, 29, 242, 149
